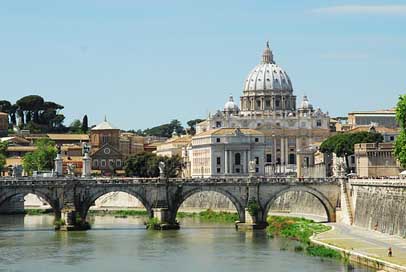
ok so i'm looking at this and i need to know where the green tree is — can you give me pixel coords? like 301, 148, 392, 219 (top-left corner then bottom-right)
69, 119, 82, 134
186, 118, 205, 135
16, 95, 45, 124
163, 155, 183, 178
394, 95, 406, 167
143, 119, 185, 138
23, 138, 57, 175
124, 152, 159, 177
81, 115, 89, 133
124, 153, 183, 178
0, 141, 7, 176
320, 131, 383, 171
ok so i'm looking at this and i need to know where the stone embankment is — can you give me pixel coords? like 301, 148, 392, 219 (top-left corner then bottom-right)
349, 179, 406, 237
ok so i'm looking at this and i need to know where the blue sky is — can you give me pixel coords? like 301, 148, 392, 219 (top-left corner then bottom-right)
1, 1, 405, 130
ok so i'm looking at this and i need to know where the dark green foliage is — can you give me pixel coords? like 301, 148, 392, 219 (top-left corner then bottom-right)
320, 131, 383, 171
247, 198, 260, 216
23, 138, 57, 175
124, 153, 183, 178
186, 118, 205, 135
143, 119, 185, 138
0, 100, 12, 113
177, 209, 239, 222
266, 216, 339, 259
1, 95, 66, 132
69, 119, 82, 134
0, 142, 8, 175
82, 115, 89, 133
395, 95, 406, 167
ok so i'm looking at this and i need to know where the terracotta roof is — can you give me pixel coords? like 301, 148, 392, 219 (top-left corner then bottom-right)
348, 126, 399, 133
166, 135, 192, 144
6, 157, 22, 165
195, 128, 263, 137
0, 112, 8, 116
47, 134, 89, 141
7, 146, 37, 152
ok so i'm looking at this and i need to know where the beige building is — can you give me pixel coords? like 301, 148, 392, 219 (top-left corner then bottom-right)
155, 135, 191, 158
354, 142, 400, 177
119, 133, 144, 157
190, 128, 265, 177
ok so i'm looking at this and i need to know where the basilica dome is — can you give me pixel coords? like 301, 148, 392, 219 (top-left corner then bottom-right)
224, 96, 239, 113
243, 42, 293, 93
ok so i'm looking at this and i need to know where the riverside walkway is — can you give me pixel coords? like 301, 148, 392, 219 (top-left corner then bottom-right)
313, 223, 406, 271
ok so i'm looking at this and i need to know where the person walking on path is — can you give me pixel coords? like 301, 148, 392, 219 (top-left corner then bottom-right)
388, 247, 393, 257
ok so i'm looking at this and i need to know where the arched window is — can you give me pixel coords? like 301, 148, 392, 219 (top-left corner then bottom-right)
235, 153, 241, 165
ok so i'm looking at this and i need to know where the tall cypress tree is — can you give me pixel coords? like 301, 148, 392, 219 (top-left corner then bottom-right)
81, 114, 88, 133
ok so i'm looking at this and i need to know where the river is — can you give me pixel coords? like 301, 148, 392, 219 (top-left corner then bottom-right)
0, 214, 374, 272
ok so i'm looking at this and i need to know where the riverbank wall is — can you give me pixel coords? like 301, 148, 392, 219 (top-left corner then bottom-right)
311, 232, 406, 272
349, 179, 406, 237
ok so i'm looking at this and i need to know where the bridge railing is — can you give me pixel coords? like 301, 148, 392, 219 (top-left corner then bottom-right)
0, 176, 342, 186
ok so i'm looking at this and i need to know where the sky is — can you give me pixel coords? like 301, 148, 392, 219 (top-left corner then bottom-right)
0, 0, 405, 130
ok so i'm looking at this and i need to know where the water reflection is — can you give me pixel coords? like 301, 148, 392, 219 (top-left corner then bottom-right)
0, 215, 375, 272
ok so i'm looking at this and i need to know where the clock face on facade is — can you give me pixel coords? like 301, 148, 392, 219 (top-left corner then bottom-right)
104, 148, 111, 155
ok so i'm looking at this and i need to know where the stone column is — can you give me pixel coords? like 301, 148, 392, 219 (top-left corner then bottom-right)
280, 137, 285, 166
82, 153, 91, 178
224, 150, 228, 175
55, 153, 63, 177
152, 208, 180, 230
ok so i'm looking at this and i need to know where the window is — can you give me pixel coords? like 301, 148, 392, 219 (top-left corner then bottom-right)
236, 168, 240, 173
101, 160, 106, 167
109, 160, 114, 168
288, 154, 295, 164
255, 157, 259, 165
235, 153, 241, 165
93, 159, 99, 168
116, 160, 122, 168
255, 167, 259, 173
216, 138, 221, 143
255, 138, 259, 142
216, 157, 221, 165
351, 156, 355, 164
390, 136, 395, 141
316, 120, 322, 127
275, 100, 280, 107
216, 121, 222, 128
102, 135, 109, 144
217, 168, 221, 173
256, 100, 261, 108
266, 100, 271, 107
266, 154, 272, 163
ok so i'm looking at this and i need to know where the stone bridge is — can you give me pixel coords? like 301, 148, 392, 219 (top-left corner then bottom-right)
0, 177, 343, 230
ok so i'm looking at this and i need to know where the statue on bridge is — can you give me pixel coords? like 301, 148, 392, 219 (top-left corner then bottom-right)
159, 161, 165, 178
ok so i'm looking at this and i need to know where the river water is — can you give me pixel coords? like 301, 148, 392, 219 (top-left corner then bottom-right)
0, 215, 374, 272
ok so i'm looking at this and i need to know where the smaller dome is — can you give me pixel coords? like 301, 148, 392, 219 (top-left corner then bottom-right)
300, 96, 313, 110
91, 117, 117, 130
224, 96, 239, 113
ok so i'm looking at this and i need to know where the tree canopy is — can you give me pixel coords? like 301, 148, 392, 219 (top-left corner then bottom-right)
124, 153, 183, 178
320, 131, 383, 157
0, 141, 7, 175
142, 119, 185, 138
1, 95, 67, 133
394, 94, 406, 167
23, 138, 57, 175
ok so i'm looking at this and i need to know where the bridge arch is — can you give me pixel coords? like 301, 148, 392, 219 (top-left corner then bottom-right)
0, 189, 59, 213
263, 186, 336, 222
173, 187, 245, 222
78, 187, 153, 220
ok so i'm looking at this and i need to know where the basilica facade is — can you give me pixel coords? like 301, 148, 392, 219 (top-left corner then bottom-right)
190, 43, 330, 177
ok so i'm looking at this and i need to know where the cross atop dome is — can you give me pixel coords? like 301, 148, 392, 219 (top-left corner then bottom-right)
262, 41, 274, 64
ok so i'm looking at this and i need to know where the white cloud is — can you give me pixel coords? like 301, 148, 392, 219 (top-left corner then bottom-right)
312, 5, 406, 15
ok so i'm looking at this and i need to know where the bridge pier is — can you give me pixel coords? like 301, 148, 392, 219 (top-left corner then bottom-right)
57, 206, 90, 231
151, 208, 179, 230
236, 208, 268, 230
